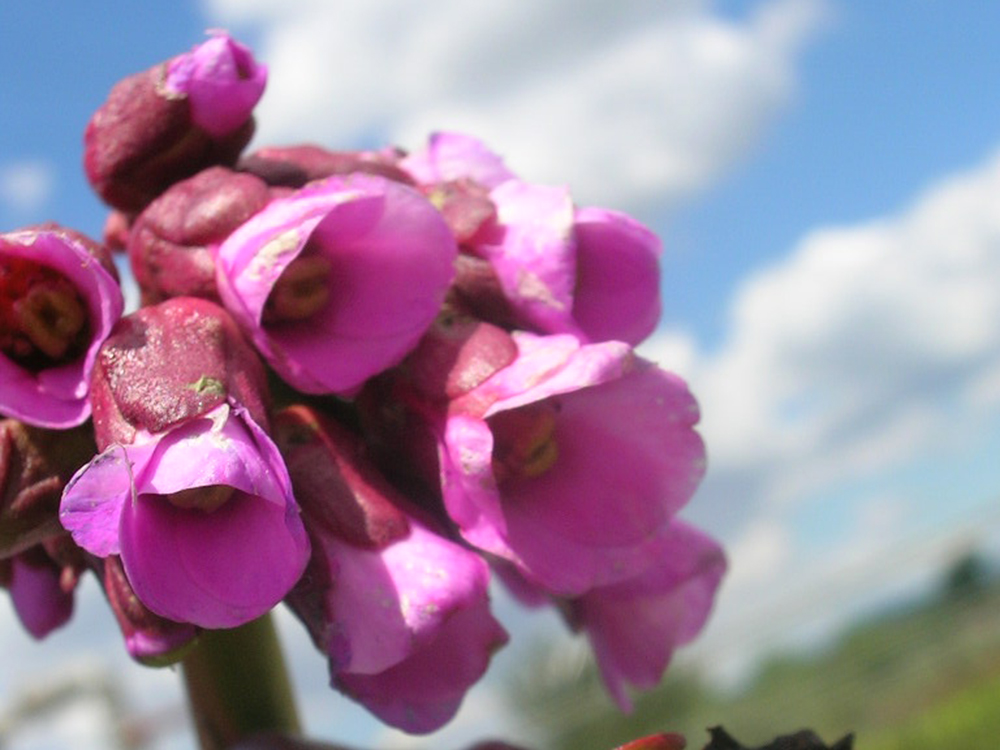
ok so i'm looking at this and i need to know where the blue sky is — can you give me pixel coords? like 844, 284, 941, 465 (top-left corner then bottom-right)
4, 1, 1000, 748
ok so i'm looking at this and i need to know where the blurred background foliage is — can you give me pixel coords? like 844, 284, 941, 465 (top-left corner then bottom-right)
504, 550, 1000, 750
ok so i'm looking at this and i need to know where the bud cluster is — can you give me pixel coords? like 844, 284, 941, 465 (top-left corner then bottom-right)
0, 32, 726, 736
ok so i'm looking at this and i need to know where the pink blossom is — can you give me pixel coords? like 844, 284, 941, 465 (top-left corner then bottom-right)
0, 227, 123, 428
469, 181, 662, 345
439, 333, 705, 596
1, 547, 74, 639
568, 521, 725, 710
61, 403, 309, 629
215, 174, 457, 395
164, 32, 267, 137
277, 406, 508, 733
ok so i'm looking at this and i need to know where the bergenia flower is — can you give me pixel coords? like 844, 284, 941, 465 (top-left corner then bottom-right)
276, 405, 508, 733
215, 173, 457, 395
60, 298, 309, 628
438, 332, 706, 596
463, 181, 662, 346
0, 227, 123, 429
84, 32, 265, 212
61, 402, 308, 629
163, 32, 267, 138
402, 132, 662, 345
566, 521, 725, 710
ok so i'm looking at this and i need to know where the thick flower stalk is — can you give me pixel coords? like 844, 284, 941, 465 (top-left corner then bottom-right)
0, 226, 123, 428
59, 298, 310, 630
275, 405, 508, 733
84, 32, 266, 212
404, 132, 662, 345
215, 173, 457, 395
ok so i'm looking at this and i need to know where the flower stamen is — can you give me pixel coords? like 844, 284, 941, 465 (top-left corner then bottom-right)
262, 253, 332, 323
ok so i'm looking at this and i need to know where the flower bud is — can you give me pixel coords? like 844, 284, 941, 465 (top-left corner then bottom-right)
128, 167, 272, 304
88, 297, 270, 447
276, 404, 508, 734
84, 32, 265, 212
1, 543, 77, 639
1, 226, 123, 428
239, 144, 413, 188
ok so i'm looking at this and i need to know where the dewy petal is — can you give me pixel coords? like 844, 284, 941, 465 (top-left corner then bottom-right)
575, 521, 726, 710
0, 229, 123, 428
164, 32, 267, 137
572, 207, 662, 346
216, 174, 457, 394
400, 131, 516, 190
118, 408, 308, 628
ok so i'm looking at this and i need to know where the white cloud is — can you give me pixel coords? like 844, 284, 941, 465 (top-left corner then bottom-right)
683, 147, 1000, 535
0, 160, 55, 215
203, 0, 828, 216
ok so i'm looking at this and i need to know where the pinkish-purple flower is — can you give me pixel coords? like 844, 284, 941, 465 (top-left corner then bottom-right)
60, 404, 309, 628
469, 181, 662, 345
0, 227, 123, 428
164, 32, 267, 137
439, 333, 706, 596
215, 173, 457, 395
568, 521, 725, 709
1, 546, 75, 639
276, 405, 508, 733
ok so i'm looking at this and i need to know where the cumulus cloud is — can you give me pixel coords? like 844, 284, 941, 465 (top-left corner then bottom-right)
659, 147, 1000, 679
687, 148, 1000, 534
0, 160, 55, 215
202, 0, 828, 215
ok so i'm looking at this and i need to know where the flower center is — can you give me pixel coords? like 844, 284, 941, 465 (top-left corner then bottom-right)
262, 253, 332, 324
489, 401, 560, 487
0, 257, 90, 371
165, 484, 234, 513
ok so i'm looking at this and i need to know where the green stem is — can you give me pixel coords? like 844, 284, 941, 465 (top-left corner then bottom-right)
182, 612, 301, 750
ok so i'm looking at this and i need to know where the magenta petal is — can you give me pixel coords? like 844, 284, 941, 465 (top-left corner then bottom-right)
577, 521, 726, 709
60, 443, 153, 558
120, 489, 307, 628
9, 554, 74, 639
400, 131, 516, 189
0, 229, 123, 428
443, 335, 706, 596
217, 174, 456, 394
478, 181, 579, 336
336, 599, 508, 734
165, 32, 267, 137
323, 523, 507, 733
572, 207, 662, 346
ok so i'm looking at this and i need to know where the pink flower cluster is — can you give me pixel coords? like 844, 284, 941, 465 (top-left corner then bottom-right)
0, 33, 725, 734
